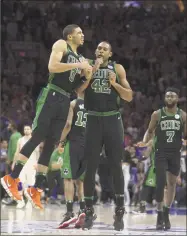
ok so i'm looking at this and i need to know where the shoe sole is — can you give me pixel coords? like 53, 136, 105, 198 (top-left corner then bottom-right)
75, 213, 86, 228
1, 178, 20, 201
113, 216, 124, 231
58, 217, 77, 229
82, 214, 97, 230
24, 189, 42, 210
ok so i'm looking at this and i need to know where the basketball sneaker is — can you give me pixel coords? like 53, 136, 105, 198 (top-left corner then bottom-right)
156, 211, 164, 230
113, 206, 125, 231
163, 206, 171, 230
24, 187, 43, 210
74, 209, 86, 228
58, 212, 77, 229
132, 202, 146, 214
1, 175, 21, 201
82, 207, 97, 230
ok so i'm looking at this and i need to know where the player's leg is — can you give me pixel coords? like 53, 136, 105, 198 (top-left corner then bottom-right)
1, 88, 55, 201
71, 143, 87, 228
24, 93, 70, 209
82, 115, 103, 230
47, 170, 57, 202
74, 179, 86, 228
155, 156, 167, 230
163, 153, 180, 230
122, 164, 130, 206
59, 141, 77, 229
104, 114, 125, 231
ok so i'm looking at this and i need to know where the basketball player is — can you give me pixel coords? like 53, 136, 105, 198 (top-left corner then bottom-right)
1, 24, 92, 210
139, 87, 187, 230
58, 91, 87, 229
77, 41, 133, 231
12, 125, 40, 208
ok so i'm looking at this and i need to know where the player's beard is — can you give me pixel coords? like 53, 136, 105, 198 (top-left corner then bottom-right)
165, 101, 177, 109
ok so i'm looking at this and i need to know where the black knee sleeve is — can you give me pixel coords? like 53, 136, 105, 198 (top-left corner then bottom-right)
38, 136, 56, 167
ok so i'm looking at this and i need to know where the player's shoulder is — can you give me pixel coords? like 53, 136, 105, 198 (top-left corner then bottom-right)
52, 39, 67, 51
70, 99, 77, 109
180, 109, 186, 115
151, 109, 161, 119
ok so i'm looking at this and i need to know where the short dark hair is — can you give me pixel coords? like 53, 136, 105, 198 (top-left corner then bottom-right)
99, 41, 112, 51
24, 124, 31, 128
63, 24, 79, 40
165, 87, 180, 96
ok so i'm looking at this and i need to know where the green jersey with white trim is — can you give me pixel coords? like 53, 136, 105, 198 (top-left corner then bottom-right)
154, 107, 183, 152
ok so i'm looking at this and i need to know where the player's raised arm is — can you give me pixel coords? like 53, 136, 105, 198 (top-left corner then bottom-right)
143, 110, 159, 143
48, 40, 89, 73
109, 64, 133, 102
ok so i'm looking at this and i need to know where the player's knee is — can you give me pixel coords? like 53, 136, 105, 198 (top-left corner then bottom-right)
20, 135, 41, 158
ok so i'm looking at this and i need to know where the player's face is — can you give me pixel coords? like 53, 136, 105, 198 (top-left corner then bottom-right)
7, 123, 13, 131
1, 140, 8, 149
24, 126, 32, 136
71, 27, 84, 46
95, 42, 112, 62
165, 92, 178, 108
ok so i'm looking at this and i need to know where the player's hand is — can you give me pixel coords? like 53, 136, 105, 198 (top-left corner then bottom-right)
135, 141, 147, 147
78, 59, 90, 70
83, 65, 93, 81
57, 142, 65, 154
108, 71, 116, 86
92, 57, 103, 74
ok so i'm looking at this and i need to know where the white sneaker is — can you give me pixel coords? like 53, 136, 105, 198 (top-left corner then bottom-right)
16, 199, 25, 209
25, 201, 32, 209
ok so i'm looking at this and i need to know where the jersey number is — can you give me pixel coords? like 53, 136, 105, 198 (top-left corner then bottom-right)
69, 68, 78, 82
75, 111, 87, 128
91, 79, 111, 94
166, 131, 175, 143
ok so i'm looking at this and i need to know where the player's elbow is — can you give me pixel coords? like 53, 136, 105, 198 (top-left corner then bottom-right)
48, 63, 56, 73
48, 62, 60, 73
122, 90, 133, 102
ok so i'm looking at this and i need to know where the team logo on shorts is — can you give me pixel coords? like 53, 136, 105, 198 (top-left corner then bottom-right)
148, 179, 153, 184
175, 114, 180, 119
63, 168, 69, 175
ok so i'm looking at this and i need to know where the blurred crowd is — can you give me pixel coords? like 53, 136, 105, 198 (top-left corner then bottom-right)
1, 1, 186, 207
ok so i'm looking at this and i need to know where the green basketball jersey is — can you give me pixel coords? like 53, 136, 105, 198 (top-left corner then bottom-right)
48, 44, 83, 93
84, 60, 121, 112
154, 107, 183, 152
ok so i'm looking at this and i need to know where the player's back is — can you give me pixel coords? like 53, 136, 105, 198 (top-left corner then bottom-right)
154, 107, 183, 153
68, 98, 87, 143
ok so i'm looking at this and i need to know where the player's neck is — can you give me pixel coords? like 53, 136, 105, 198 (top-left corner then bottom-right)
100, 60, 109, 68
25, 135, 31, 139
66, 41, 78, 54
165, 106, 178, 114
